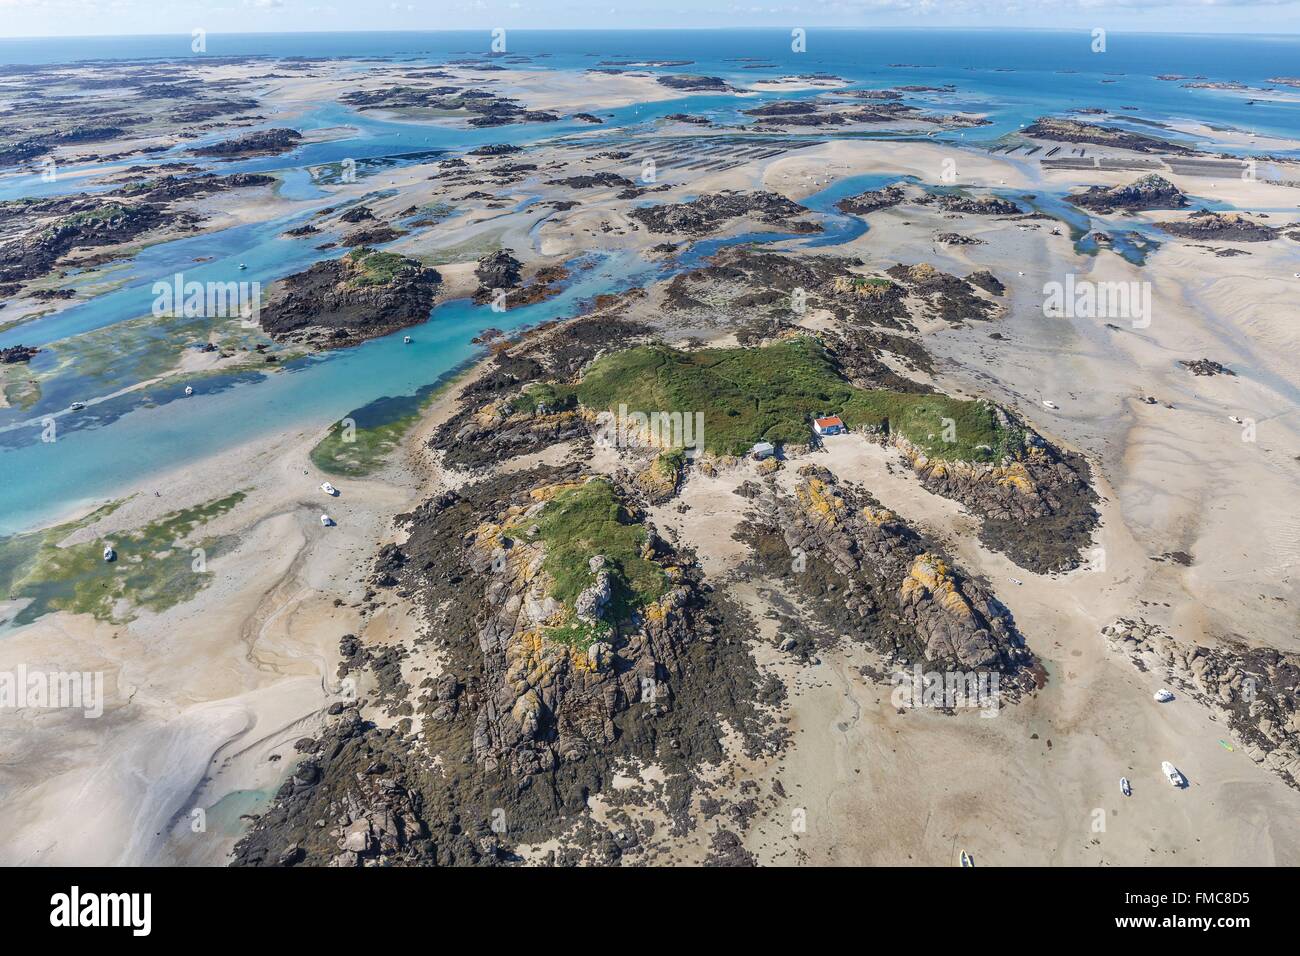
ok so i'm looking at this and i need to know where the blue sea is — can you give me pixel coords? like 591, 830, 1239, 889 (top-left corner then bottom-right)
1, 29, 1296, 533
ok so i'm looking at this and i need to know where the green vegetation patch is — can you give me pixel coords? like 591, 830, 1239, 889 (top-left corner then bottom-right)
509, 380, 578, 417
345, 247, 411, 287
519, 480, 668, 648
310, 364, 473, 477
51, 202, 132, 232
0, 492, 245, 626
575, 337, 1010, 461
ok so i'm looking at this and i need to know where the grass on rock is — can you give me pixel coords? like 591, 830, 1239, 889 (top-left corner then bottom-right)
574, 338, 1009, 460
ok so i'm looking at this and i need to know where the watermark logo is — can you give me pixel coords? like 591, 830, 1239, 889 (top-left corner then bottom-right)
50, 886, 150, 936
152, 272, 261, 320
491, 27, 507, 53
1091, 28, 1107, 53
191, 28, 206, 54
0, 665, 103, 718
595, 404, 705, 450
791, 27, 806, 53
640, 157, 657, 184
791, 286, 807, 314
890, 663, 1000, 717
1043, 274, 1151, 329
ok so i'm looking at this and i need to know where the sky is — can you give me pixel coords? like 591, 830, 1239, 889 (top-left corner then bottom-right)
1, 0, 1299, 38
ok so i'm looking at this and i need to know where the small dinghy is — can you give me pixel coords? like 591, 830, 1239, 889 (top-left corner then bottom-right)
184, 385, 193, 396
320, 514, 334, 527
321, 482, 338, 496
959, 850, 974, 868
1154, 688, 1174, 703
1162, 761, 1185, 788
103, 545, 115, 562
1120, 777, 1132, 797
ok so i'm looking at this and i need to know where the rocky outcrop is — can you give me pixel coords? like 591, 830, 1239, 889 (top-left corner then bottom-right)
1102, 619, 1300, 790
258, 247, 442, 349
893, 415, 1099, 574
1023, 117, 1194, 155
745, 466, 1034, 678
835, 184, 907, 215
232, 467, 769, 866
1180, 358, 1234, 376
918, 193, 1021, 216
1156, 209, 1279, 242
341, 87, 558, 126
0, 200, 169, 283
117, 171, 275, 202
1, 345, 40, 363
190, 128, 302, 158
628, 190, 813, 236
1066, 174, 1188, 212
885, 262, 1003, 323
657, 75, 734, 91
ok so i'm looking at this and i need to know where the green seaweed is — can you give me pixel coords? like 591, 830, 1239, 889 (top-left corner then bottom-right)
0, 493, 245, 626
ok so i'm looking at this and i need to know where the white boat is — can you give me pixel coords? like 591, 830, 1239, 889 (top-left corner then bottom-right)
70, 401, 86, 411
1009, 577, 1023, 586
321, 482, 338, 496
320, 514, 334, 527
1161, 761, 1185, 788
238, 263, 247, 270
1154, 688, 1175, 703
1229, 415, 1243, 424
103, 545, 115, 562
403, 335, 412, 344
959, 849, 973, 868
184, 385, 193, 396
1042, 400, 1059, 410
1120, 777, 1131, 797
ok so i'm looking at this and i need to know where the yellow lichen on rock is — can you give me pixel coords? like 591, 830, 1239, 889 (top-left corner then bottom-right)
993, 461, 1035, 494
862, 506, 896, 526
797, 477, 845, 525
900, 552, 976, 621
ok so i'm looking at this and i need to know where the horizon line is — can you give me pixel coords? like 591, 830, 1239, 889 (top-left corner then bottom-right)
3, 26, 1300, 41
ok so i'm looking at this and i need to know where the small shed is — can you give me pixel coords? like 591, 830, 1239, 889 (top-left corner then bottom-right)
813, 415, 846, 436
751, 441, 775, 460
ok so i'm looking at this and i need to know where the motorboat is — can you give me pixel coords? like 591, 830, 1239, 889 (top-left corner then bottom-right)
184, 385, 193, 396
959, 850, 973, 867
1162, 761, 1185, 788
1154, 688, 1174, 703
71, 401, 86, 410
1120, 777, 1132, 797
1042, 400, 1059, 410
320, 514, 334, 527
103, 545, 116, 562
403, 335, 412, 344
321, 482, 338, 496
